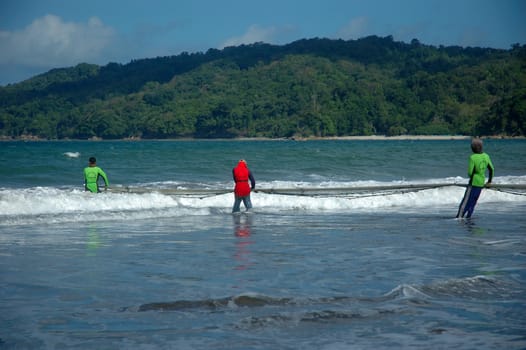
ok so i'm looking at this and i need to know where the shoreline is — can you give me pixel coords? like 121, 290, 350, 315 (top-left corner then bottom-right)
292, 135, 472, 141
1, 135, 524, 142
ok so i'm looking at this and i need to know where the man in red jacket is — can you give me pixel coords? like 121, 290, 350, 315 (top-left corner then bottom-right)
232, 159, 256, 213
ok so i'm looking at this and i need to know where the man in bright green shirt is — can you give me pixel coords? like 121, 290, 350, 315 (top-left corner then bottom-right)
84, 157, 109, 193
456, 138, 494, 218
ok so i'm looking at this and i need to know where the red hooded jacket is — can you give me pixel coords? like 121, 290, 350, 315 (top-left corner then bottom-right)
233, 160, 255, 197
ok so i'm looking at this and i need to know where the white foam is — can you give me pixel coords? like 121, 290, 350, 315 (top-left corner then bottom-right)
1, 176, 524, 225
63, 152, 81, 158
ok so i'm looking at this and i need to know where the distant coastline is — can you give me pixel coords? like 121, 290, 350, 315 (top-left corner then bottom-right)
2, 135, 524, 142
290, 135, 472, 141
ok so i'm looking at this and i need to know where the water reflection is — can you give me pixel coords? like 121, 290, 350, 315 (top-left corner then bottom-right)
458, 217, 487, 235
233, 213, 253, 237
86, 224, 101, 256
232, 214, 254, 273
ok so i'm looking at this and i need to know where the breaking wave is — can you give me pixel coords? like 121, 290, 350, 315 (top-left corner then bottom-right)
1, 177, 525, 226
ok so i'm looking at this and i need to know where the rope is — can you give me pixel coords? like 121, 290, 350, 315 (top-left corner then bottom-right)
108, 183, 526, 198
487, 187, 526, 196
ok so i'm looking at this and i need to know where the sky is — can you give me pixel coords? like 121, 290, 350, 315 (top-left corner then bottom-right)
0, 0, 525, 86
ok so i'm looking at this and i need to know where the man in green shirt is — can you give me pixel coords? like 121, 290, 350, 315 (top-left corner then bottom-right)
84, 157, 109, 193
456, 138, 494, 218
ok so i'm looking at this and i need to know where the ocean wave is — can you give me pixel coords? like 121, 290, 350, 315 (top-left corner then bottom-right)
1, 177, 525, 226
383, 275, 525, 302
132, 275, 523, 331
135, 275, 521, 312
63, 152, 81, 158
138, 293, 294, 312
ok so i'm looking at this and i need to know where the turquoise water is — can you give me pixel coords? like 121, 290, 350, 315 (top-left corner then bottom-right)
3, 139, 525, 188
1, 140, 525, 349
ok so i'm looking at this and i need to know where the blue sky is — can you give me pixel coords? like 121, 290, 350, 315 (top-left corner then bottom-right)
0, 0, 524, 86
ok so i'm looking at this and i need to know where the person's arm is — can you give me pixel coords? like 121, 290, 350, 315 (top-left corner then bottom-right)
467, 157, 475, 185
98, 168, 109, 188
249, 171, 255, 190
487, 156, 494, 185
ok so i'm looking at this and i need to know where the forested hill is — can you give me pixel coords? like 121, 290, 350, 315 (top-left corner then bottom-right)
1, 35, 525, 139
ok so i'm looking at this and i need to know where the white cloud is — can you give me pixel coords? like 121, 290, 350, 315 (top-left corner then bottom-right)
336, 17, 369, 40
0, 14, 116, 67
220, 24, 280, 48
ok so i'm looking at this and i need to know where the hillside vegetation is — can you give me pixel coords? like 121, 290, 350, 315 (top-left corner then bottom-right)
1, 36, 525, 139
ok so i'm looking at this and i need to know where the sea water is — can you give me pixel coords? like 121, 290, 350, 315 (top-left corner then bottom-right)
0, 139, 525, 349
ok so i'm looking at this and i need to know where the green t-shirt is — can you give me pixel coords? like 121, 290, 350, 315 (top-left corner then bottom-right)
84, 166, 109, 192
468, 152, 494, 187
